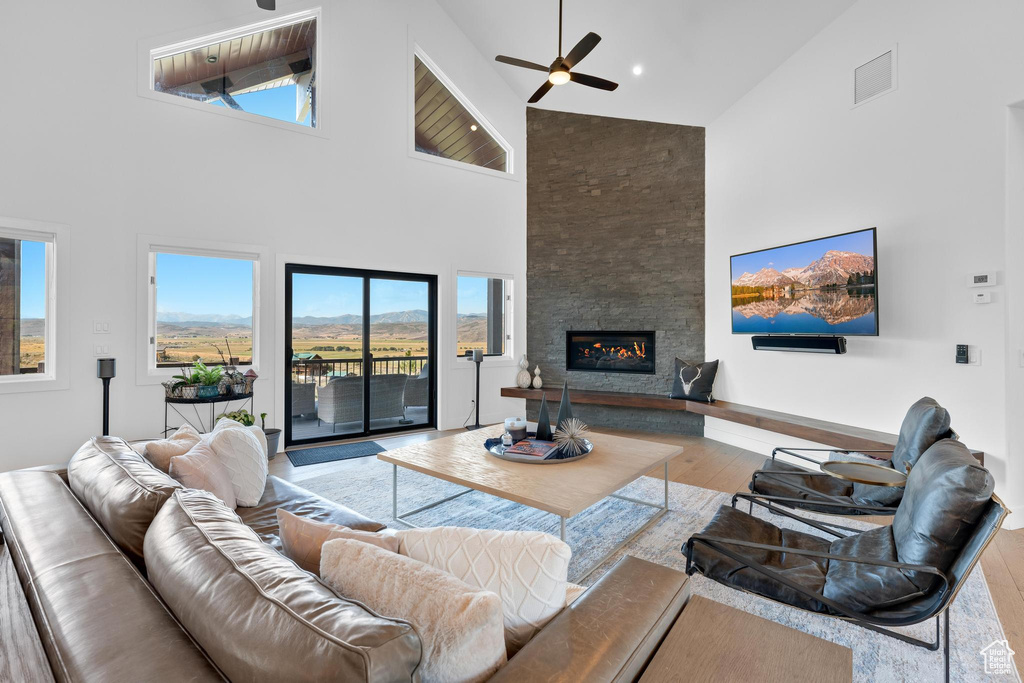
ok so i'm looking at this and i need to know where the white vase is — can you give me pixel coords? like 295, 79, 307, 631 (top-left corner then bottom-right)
532, 366, 543, 389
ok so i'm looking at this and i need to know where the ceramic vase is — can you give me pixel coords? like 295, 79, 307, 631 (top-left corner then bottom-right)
515, 355, 532, 389
532, 366, 543, 389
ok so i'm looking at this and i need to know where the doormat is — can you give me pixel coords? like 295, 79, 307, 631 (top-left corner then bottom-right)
286, 441, 386, 467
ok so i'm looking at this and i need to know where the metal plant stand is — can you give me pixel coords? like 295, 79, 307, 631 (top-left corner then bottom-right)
164, 391, 254, 436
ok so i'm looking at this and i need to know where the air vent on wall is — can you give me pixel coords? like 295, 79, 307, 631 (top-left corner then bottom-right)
853, 47, 897, 106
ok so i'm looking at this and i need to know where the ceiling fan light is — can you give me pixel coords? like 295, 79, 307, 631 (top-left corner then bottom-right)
548, 70, 571, 86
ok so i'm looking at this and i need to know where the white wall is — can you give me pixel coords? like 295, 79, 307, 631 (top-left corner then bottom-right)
705, 0, 1024, 514
0, 0, 526, 471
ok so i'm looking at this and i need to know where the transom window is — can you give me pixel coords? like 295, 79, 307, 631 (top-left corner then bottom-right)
150, 11, 318, 128
0, 233, 52, 380
149, 251, 258, 369
457, 274, 511, 357
414, 51, 511, 173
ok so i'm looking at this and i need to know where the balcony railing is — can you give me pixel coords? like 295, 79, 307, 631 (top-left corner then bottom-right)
291, 356, 427, 387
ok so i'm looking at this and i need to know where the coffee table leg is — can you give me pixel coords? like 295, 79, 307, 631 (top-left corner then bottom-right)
560, 516, 566, 542
665, 462, 669, 510
392, 463, 398, 520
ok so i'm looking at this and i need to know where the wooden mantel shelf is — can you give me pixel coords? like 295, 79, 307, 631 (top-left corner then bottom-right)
500, 386, 984, 464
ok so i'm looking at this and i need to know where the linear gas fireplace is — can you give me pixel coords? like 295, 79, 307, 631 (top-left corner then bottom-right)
566, 331, 656, 374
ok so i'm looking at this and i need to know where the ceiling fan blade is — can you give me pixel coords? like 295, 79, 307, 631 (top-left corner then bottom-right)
528, 80, 554, 103
495, 55, 549, 73
570, 72, 618, 91
562, 32, 601, 70
256, 0, 275, 9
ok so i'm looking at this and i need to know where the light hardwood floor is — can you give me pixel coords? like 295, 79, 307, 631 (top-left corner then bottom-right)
273, 426, 1024, 679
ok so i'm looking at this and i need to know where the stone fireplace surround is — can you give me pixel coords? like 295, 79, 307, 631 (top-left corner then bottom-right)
525, 109, 706, 435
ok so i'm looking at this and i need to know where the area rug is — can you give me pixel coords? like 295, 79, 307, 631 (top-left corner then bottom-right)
301, 460, 1019, 682
285, 440, 385, 467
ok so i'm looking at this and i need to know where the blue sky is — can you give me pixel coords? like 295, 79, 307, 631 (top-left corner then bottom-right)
291, 275, 434, 318
156, 253, 253, 316
211, 85, 311, 127
731, 229, 875, 278
20, 241, 45, 318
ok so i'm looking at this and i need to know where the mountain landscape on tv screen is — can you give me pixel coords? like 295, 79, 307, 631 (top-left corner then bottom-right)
731, 241, 877, 334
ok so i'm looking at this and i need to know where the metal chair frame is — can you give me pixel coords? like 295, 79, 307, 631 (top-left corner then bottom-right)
684, 492, 1008, 683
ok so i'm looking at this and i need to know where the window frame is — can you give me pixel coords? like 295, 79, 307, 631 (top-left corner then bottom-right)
137, 6, 327, 138
136, 236, 266, 384
409, 45, 515, 179
0, 216, 70, 394
454, 270, 514, 362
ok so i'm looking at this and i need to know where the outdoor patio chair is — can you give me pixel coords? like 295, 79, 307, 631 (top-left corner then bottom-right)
684, 437, 1005, 682
748, 396, 954, 516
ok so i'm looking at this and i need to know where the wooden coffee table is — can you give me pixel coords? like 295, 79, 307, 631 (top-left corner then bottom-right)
378, 425, 683, 581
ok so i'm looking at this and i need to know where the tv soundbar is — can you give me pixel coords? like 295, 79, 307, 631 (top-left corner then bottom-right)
751, 335, 847, 354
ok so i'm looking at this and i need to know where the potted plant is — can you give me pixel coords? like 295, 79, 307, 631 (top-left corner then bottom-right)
188, 361, 223, 399
261, 412, 281, 459
171, 364, 199, 399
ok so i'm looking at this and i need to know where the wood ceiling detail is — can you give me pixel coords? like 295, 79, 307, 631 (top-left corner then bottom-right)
414, 57, 507, 172
154, 19, 316, 94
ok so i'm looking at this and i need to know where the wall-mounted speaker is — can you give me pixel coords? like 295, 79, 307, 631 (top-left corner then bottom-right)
751, 336, 847, 354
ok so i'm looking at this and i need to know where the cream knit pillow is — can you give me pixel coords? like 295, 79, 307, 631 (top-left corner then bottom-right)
144, 424, 201, 472
321, 538, 506, 683
395, 527, 571, 655
205, 427, 267, 507
212, 418, 268, 458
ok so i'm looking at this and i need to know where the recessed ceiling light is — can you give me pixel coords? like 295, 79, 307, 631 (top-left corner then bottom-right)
632, 65, 643, 76
470, 124, 478, 131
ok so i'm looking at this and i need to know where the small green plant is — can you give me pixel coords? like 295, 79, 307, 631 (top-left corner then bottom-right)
260, 412, 268, 430
217, 408, 256, 427
190, 360, 223, 386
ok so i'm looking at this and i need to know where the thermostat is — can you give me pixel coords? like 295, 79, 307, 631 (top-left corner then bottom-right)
973, 291, 992, 304
968, 271, 997, 287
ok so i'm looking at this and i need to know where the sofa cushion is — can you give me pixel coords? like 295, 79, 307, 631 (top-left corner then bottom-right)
892, 438, 994, 592
144, 424, 201, 472
67, 436, 182, 567
687, 504, 831, 613
212, 417, 269, 458
890, 396, 952, 473
277, 508, 399, 573
144, 488, 421, 682
0, 470, 221, 682
169, 440, 237, 509
395, 526, 571, 656
321, 538, 506, 683
236, 476, 384, 550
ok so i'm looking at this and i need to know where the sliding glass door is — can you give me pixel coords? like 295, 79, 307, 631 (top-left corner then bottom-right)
285, 265, 436, 447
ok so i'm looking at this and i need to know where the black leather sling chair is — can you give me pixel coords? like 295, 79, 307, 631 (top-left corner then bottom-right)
684, 438, 1006, 682
748, 397, 955, 516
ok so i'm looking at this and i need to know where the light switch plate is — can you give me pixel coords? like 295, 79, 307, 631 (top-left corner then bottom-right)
968, 347, 982, 365
93, 320, 111, 334
93, 344, 110, 356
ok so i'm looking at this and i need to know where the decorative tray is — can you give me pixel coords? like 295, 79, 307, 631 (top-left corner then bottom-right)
483, 435, 593, 465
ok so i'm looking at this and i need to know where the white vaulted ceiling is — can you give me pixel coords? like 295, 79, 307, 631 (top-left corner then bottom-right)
436, 0, 856, 126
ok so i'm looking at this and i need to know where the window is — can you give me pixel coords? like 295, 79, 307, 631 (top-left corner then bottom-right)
413, 50, 512, 173
149, 251, 257, 369
0, 234, 51, 379
457, 275, 511, 357
150, 10, 318, 128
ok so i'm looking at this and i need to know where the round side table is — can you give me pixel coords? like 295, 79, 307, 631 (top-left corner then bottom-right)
820, 460, 907, 487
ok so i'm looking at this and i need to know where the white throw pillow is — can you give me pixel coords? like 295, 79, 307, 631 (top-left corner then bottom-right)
320, 538, 506, 683
205, 427, 267, 507
213, 417, 268, 458
168, 441, 237, 509
394, 526, 571, 655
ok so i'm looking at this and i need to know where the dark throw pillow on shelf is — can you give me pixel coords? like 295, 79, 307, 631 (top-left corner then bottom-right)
669, 359, 719, 402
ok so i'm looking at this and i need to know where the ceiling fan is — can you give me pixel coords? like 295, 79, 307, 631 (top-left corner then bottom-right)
495, 0, 618, 103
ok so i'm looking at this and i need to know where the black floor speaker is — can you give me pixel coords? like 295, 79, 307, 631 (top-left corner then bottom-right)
751, 335, 847, 354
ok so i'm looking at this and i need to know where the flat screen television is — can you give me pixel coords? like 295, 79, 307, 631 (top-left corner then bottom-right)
730, 227, 878, 336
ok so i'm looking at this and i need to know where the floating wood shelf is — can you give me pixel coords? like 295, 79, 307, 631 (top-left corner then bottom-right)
500, 386, 984, 464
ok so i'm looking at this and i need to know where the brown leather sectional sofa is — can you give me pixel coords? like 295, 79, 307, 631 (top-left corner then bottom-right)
0, 436, 691, 682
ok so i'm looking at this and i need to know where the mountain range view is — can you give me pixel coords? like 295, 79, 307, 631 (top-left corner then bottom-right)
732, 250, 875, 289
155, 309, 484, 326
